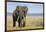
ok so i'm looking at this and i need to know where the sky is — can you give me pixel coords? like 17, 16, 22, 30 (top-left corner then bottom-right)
7, 2, 43, 14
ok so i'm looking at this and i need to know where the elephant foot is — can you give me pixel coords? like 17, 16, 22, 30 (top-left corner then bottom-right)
13, 24, 16, 27
13, 26, 15, 27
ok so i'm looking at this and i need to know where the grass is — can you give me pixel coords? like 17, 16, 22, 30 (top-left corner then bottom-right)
7, 15, 43, 31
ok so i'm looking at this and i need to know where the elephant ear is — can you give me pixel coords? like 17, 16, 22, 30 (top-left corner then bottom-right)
13, 10, 16, 16
23, 6, 28, 14
16, 6, 19, 11
23, 6, 28, 12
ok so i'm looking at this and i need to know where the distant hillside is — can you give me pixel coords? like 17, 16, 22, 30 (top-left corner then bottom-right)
7, 13, 43, 16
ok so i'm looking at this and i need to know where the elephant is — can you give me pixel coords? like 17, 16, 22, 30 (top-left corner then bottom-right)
12, 6, 28, 27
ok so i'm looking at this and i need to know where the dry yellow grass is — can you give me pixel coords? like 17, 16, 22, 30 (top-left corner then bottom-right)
7, 15, 43, 30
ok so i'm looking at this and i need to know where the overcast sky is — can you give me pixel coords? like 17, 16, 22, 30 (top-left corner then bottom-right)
7, 2, 43, 14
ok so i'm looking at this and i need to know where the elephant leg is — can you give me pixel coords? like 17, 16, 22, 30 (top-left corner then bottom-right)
13, 15, 18, 27
18, 18, 21, 27
21, 19, 25, 27
23, 21, 25, 27
22, 17, 26, 27
18, 16, 25, 27
13, 20, 15, 27
18, 17, 22, 28
18, 16, 26, 27
13, 16, 15, 27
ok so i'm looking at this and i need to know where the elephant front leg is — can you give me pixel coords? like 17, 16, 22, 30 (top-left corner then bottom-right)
22, 18, 25, 27
18, 17, 26, 28
18, 18, 21, 28
13, 21, 16, 27
13, 16, 16, 27
18, 17, 22, 28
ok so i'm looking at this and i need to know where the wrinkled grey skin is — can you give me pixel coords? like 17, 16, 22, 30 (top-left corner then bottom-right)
13, 6, 28, 27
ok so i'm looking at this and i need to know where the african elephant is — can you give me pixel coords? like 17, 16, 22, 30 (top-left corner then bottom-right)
12, 6, 28, 27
